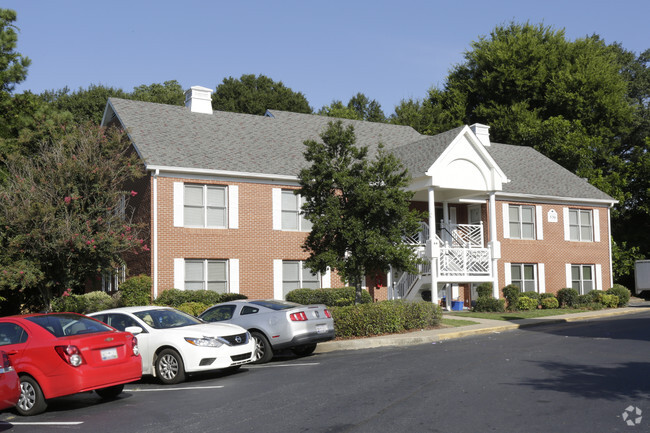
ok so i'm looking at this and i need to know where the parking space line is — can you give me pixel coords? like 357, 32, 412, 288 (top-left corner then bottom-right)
125, 385, 224, 392
249, 362, 320, 368
4, 422, 84, 425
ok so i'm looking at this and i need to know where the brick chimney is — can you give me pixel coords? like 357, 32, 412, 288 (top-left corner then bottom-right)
470, 123, 490, 147
184, 86, 213, 115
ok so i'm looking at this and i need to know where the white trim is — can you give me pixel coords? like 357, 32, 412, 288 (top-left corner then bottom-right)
229, 259, 240, 294
563, 207, 570, 241
495, 192, 617, 207
593, 208, 600, 242
228, 185, 239, 229
147, 165, 299, 183
173, 182, 184, 227
273, 260, 283, 299
502, 203, 510, 239
535, 205, 543, 240
272, 188, 282, 230
595, 263, 603, 291
538, 263, 546, 293
174, 258, 185, 290
504, 262, 511, 285
565, 264, 572, 288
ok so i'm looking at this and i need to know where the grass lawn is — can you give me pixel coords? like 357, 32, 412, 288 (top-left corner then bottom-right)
447, 308, 591, 321
441, 318, 479, 327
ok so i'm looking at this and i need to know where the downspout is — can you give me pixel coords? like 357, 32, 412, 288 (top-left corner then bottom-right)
152, 169, 159, 299
608, 207, 613, 287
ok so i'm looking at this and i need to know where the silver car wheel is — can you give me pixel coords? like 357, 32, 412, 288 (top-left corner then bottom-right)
250, 331, 273, 364
158, 353, 179, 380
18, 381, 36, 411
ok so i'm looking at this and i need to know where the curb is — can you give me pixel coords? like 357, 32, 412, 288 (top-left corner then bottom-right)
314, 306, 648, 354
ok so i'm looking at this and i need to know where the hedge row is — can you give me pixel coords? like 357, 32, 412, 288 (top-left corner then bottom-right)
286, 287, 372, 307
330, 300, 442, 338
154, 288, 247, 307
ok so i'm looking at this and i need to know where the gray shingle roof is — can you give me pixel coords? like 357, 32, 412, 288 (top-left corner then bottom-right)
107, 98, 614, 203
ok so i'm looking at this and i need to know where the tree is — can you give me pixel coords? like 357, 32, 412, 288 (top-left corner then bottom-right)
0, 124, 147, 314
42, 84, 128, 125
0, 9, 29, 96
130, 80, 185, 106
212, 74, 312, 115
298, 121, 423, 304
319, 93, 386, 122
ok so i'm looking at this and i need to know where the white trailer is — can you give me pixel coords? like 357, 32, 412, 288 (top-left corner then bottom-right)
635, 260, 650, 295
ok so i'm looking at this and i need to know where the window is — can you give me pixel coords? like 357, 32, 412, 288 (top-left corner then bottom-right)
201, 305, 236, 322
276, 189, 312, 231
511, 264, 537, 292
184, 184, 227, 228
572, 265, 594, 294
0, 323, 28, 346
569, 209, 593, 242
185, 259, 228, 292
105, 314, 141, 332
509, 205, 535, 239
282, 260, 320, 297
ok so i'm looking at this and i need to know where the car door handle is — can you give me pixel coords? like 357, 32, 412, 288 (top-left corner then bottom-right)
7, 350, 18, 356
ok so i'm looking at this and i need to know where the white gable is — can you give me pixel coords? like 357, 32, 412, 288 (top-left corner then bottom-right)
427, 126, 507, 193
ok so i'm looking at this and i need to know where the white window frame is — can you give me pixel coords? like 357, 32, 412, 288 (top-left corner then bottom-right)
173, 258, 239, 293
567, 208, 594, 242
569, 264, 595, 295
173, 182, 238, 229
509, 263, 537, 293
273, 188, 312, 231
508, 204, 536, 240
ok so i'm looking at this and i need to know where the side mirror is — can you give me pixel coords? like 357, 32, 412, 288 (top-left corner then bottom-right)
125, 326, 143, 335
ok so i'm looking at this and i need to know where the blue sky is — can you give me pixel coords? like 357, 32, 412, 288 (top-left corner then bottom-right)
4, 0, 649, 116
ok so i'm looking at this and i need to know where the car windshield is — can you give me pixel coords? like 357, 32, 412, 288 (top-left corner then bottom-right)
27, 314, 113, 338
250, 300, 301, 310
133, 309, 202, 329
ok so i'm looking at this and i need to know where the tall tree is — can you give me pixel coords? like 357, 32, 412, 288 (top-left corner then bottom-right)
0, 9, 29, 96
212, 74, 312, 115
319, 93, 386, 122
298, 121, 422, 303
0, 124, 147, 314
130, 80, 185, 106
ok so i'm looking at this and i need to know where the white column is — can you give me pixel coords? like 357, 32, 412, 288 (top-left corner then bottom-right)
428, 186, 438, 304
489, 192, 500, 299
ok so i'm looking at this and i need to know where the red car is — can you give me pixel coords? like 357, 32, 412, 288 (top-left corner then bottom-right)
0, 313, 142, 416
0, 350, 20, 411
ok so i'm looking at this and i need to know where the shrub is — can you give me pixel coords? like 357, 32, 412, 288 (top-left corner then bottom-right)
176, 302, 210, 316
502, 285, 521, 310
516, 296, 538, 311
586, 290, 605, 303
601, 294, 619, 308
154, 289, 246, 307
607, 284, 631, 307
83, 291, 118, 313
119, 275, 152, 307
523, 291, 540, 301
330, 301, 441, 338
51, 290, 118, 314
539, 293, 555, 301
476, 283, 493, 299
541, 296, 559, 309
286, 287, 372, 307
472, 297, 506, 312
576, 294, 591, 307
557, 288, 579, 308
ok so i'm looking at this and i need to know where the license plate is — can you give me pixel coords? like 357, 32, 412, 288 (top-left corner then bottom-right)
316, 324, 328, 334
101, 348, 118, 361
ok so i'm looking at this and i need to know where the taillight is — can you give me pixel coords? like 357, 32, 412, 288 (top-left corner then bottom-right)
55, 345, 84, 367
290, 312, 308, 321
131, 336, 140, 356
324, 309, 332, 319
0, 352, 14, 373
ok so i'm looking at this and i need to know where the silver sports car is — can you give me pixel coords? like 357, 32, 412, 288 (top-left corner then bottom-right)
199, 300, 335, 363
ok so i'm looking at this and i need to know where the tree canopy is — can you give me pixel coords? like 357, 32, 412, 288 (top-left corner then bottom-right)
0, 124, 147, 314
212, 74, 312, 115
298, 121, 423, 303
319, 93, 386, 122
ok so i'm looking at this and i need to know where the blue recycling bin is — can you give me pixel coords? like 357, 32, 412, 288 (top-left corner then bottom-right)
451, 301, 464, 311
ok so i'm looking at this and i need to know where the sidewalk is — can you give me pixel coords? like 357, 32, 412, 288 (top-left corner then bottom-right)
314, 303, 650, 354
